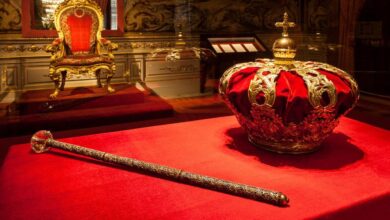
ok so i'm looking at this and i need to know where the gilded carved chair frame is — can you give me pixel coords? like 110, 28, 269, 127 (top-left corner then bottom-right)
45, 0, 118, 99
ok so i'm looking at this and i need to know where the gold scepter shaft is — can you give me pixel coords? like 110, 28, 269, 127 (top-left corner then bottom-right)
31, 130, 289, 207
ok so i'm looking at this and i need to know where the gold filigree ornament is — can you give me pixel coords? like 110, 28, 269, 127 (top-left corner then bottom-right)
219, 62, 265, 95
219, 13, 359, 154
248, 66, 280, 107
293, 63, 337, 109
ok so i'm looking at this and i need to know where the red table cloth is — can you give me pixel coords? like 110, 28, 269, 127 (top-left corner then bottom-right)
1, 116, 389, 219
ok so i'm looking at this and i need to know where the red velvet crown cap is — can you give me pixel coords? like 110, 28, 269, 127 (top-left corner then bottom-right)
222, 59, 358, 124
219, 59, 359, 154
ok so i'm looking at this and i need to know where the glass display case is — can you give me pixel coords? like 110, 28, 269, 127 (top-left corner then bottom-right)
0, 2, 389, 217
0, 0, 388, 138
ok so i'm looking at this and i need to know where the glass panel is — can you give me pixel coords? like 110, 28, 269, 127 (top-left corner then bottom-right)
110, 0, 117, 30
34, 0, 64, 29
32, 0, 120, 31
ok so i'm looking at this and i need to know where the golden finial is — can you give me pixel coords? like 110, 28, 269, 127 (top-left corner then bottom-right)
175, 23, 186, 47
275, 12, 295, 37
272, 12, 297, 65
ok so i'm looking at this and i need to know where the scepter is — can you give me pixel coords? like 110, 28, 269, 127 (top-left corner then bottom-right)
31, 130, 289, 207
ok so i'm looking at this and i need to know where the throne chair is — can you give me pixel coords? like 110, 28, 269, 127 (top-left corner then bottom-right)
45, 0, 118, 99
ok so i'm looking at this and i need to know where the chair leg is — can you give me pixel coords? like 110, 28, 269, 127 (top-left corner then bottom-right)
59, 71, 67, 91
106, 74, 115, 93
106, 66, 115, 93
96, 69, 102, 88
49, 73, 61, 99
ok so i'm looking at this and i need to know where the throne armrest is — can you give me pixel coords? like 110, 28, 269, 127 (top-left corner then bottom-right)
100, 38, 118, 50
99, 38, 118, 59
45, 38, 64, 60
45, 38, 61, 52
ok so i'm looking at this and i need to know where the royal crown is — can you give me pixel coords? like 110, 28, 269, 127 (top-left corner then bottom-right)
219, 13, 359, 154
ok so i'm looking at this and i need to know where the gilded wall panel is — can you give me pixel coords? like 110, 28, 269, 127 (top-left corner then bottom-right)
0, 0, 22, 32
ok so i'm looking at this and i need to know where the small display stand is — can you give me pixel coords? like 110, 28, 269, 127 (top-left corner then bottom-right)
204, 35, 271, 78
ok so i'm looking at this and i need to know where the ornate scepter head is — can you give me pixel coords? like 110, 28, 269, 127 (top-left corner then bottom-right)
31, 130, 53, 153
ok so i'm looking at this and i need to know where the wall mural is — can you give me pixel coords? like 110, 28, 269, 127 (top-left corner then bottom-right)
124, 0, 339, 33
307, 0, 339, 32
0, 0, 22, 32
124, 0, 300, 33
0, 0, 338, 33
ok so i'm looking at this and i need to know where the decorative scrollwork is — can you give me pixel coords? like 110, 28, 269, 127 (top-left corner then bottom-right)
307, 0, 339, 32
246, 105, 339, 153
125, 1, 174, 32
219, 62, 264, 95
27, 45, 43, 52
293, 63, 337, 109
0, 44, 45, 54
314, 62, 359, 98
123, 0, 299, 32
248, 67, 280, 107
1, 45, 17, 52
0, 0, 21, 31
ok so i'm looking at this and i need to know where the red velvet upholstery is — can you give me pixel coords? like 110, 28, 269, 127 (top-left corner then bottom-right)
226, 66, 356, 124
67, 14, 93, 52
55, 55, 112, 66
61, 8, 98, 54
0, 116, 389, 219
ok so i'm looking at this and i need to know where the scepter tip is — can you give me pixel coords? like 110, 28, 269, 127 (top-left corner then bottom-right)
31, 130, 53, 153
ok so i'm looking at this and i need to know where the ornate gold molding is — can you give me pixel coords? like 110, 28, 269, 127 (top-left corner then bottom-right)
0, 65, 7, 91
118, 40, 197, 50
0, 44, 44, 53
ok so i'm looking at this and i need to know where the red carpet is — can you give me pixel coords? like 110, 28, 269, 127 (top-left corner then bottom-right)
1, 84, 173, 136
0, 116, 389, 219
17, 84, 146, 114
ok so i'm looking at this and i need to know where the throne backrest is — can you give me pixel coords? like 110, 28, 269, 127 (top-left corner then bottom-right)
54, 0, 104, 55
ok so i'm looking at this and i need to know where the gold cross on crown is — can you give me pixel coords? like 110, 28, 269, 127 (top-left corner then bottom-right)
275, 12, 295, 37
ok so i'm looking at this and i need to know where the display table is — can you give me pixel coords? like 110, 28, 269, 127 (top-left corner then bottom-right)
1, 116, 389, 219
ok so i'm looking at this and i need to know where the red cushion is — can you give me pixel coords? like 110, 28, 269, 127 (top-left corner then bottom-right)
55, 55, 112, 66
64, 9, 98, 53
